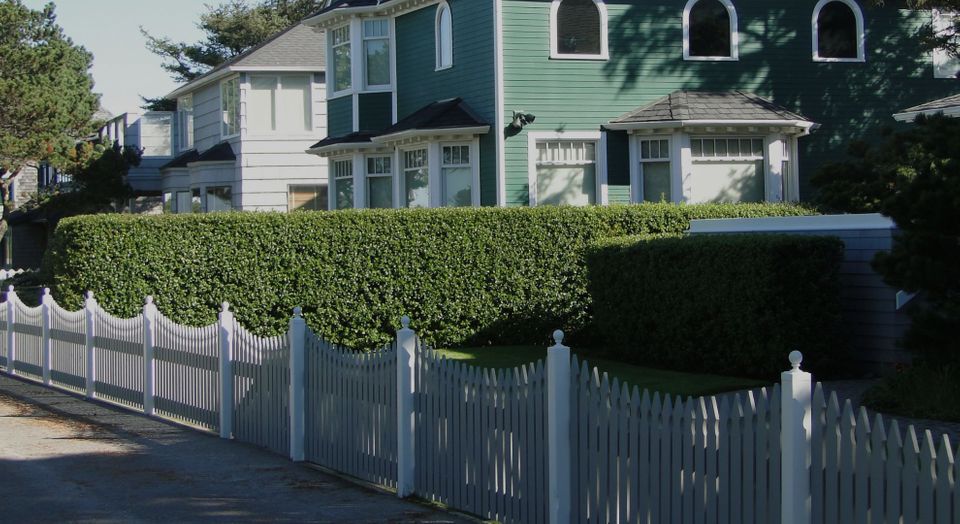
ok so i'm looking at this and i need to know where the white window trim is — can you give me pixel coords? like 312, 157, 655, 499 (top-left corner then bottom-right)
399, 145, 430, 209
365, 154, 395, 208
362, 18, 392, 91
330, 156, 356, 210
177, 94, 194, 153
435, 1, 454, 71
220, 75, 241, 140
329, 23, 353, 97
682, 0, 740, 61
636, 136, 674, 203
527, 131, 605, 207
812, 0, 866, 63
549, 0, 610, 61
438, 141, 479, 207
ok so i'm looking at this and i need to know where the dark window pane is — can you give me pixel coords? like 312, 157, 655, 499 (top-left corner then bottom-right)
689, 0, 732, 57
557, 0, 602, 55
818, 2, 858, 59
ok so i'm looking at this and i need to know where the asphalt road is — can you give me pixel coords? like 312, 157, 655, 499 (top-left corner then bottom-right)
0, 375, 468, 523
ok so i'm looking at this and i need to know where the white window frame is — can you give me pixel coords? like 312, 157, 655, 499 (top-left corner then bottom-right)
177, 94, 194, 152
331, 157, 355, 210
362, 19, 392, 90
637, 137, 673, 203
933, 9, 959, 78
220, 76, 241, 139
365, 154, 394, 208
549, 0, 610, 61
330, 24, 353, 96
439, 142, 475, 207
247, 74, 314, 135
811, 0, 866, 63
436, 1, 454, 70
401, 147, 430, 208
527, 131, 606, 207
682, 0, 740, 61
205, 185, 234, 213
690, 136, 766, 161
287, 184, 328, 212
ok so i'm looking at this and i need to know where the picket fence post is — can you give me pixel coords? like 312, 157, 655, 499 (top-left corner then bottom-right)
218, 302, 234, 439
41, 288, 52, 385
288, 307, 306, 462
142, 296, 157, 416
84, 292, 97, 398
396, 316, 417, 498
547, 330, 572, 524
6, 286, 16, 376
781, 350, 813, 524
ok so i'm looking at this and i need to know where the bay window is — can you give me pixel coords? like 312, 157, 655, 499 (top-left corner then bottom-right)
639, 138, 672, 202
206, 186, 233, 212
366, 155, 393, 208
177, 94, 194, 152
331, 25, 352, 93
363, 20, 391, 88
333, 158, 354, 210
403, 149, 429, 208
221, 76, 240, 137
689, 137, 765, 203
176, 191, 193, 214
534, 140, 598, 206
441, 144, 472, 207
249, 74, 312, 134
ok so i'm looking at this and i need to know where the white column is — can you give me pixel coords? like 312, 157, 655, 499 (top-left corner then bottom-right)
6, 286, 16, 376
353, 152, 366, 209
84, 292, 97, 398
218, 302, 235, 439
142, 296, 157, 416
396, 315, 417, 498
41, 288, 52, 385
288, 307, 306, 462
547, 330, 572, 524
781, 350, 813, 524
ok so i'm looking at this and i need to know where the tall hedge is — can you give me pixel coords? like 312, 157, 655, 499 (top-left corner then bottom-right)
44, 204, 813, 350
586, 234, 844, 378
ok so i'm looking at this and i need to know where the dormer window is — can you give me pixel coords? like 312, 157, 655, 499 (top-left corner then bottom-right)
683, 0, 739, 60
436, 2, 453, 69
550, 0, 609, 60
813, 0, 865, 62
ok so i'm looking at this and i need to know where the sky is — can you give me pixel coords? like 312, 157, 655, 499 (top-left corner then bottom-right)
23, 0, 208, 117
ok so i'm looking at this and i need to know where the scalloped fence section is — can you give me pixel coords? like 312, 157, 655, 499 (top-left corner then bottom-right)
232, 324, 290, 456
153, 314, 220, 431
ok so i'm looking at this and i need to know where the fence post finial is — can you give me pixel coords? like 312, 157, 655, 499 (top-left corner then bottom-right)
548, 328, 572, 524
221, 301, 230, 313
396, 315, 417, 498
85, 291, 94, 302
145, 295, 154, 306
781, 350, 813, 524
288, 306, 307, 462
218, 301, 235, 440
6, 285, 13, 294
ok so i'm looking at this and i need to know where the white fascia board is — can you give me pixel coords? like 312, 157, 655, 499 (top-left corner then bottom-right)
306, 142, 378, 157
185, 160, 236, 168
303, 0, 438, 29
688, 213, 896, 234
166, 67, 325, 100
893, 107, 960, 122
605, 119, 816, 132
371, 126, 490, 144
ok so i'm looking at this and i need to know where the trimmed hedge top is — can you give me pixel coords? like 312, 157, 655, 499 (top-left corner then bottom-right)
44, 204, 814, 350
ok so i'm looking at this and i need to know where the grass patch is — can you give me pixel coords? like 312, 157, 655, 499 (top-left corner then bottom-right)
863, 364, 960, 423
435, 346, 768, 398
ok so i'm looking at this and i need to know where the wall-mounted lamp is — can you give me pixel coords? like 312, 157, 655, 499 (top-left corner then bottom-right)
510, 111, 536, 131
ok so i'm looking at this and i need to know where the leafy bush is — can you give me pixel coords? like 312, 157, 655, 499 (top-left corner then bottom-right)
44, 204, 813, 350
863, 364, 960, 423
586, 234, 844, 378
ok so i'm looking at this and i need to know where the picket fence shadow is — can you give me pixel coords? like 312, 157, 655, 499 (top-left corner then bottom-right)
0, 287, 956, 524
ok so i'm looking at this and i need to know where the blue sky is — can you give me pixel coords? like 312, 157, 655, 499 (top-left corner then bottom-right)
23, 0, 207, 116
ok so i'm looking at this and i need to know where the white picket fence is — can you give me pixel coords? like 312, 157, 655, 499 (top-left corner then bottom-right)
0, 269, 31, 281
0, 287, 956, 524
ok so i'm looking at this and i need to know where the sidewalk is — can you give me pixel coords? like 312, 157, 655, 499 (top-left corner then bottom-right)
0, 375, 468, 523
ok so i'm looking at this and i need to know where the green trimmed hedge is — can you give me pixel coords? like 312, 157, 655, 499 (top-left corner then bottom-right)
44, 204, 814, 350
586, 234, 844, 378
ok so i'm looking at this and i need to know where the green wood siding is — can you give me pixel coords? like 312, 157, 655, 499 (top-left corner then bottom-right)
502, 0, 957, 205
358, 92, 393, 131
328, 95, 353, 137
396, 0, 498, 205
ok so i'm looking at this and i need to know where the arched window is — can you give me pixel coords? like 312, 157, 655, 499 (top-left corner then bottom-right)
436, 2, 453, 69
683, 0, 739, 60
550, 0, 609, 59
813, 0, 865, 62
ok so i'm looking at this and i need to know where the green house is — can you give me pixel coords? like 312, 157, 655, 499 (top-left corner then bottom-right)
304, 0, 958, 209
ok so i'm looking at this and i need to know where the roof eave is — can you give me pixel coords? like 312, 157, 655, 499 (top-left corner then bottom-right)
306, 141, 379, 156
303, 5, 383, 28
605, 119, 816, 133
893, 107, 960, 122
372, 125, 490, 144
165, 66, 325, 100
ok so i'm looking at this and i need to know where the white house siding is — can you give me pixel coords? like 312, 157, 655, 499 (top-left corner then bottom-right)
193, 83, 225, 154
128, 157, 167, 192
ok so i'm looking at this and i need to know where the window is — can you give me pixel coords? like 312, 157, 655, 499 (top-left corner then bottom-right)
221, 77, 240, 137
436, 2, 453, 69
933, 9, 959, 78
175, 190, 193, 214
535, 140, 597, 206
333, 159, 354, 210
288, 185, 328, 211
813, 0, 864, 62
366, 156, 393, 208
206, 186, 233, 212
332, 25, 352, 93
177, 95, 194, 152
639, 139, 672, 203
689, 136, 765, 203
139, 112, 173, 157
441, 145, 472, 207
163, 192, 174, 214
403, 149, 429, 208
249, 75, 312, 134
363, 20, 390, 88
192, 188, 202, 213
684, 0, 738, 60
551, 0, 608, 59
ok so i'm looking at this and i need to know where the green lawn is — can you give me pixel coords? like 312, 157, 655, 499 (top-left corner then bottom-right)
435, 346, 769, 398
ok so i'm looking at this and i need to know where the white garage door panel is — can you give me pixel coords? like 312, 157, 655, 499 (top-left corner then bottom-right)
687, 161, 765, 203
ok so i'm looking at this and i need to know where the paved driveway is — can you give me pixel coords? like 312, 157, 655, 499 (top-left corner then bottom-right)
0, 376, 468, 523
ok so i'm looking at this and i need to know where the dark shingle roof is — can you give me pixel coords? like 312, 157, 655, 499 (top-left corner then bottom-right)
899, 93, 960, 114
197, 142, 237, 163
378, 98, 488, 137
309, 131, 377, 150
611, 91, 810, 124
160, 149, 200, 170
313, 0, 389, 16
